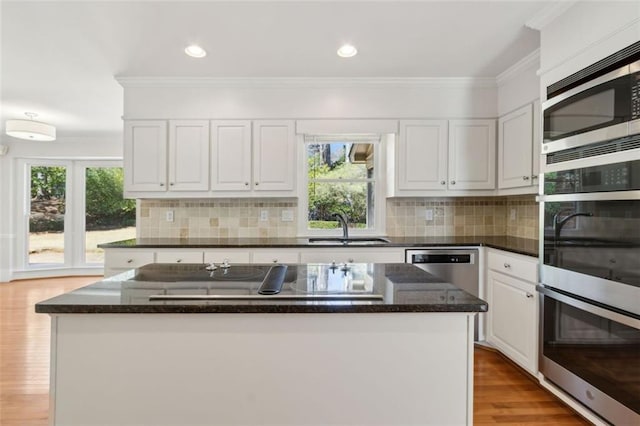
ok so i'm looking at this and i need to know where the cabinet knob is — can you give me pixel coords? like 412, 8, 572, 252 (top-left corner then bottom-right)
127, 259, 133, 264
440, 180, 446, 185
272, 259, 278, 263
451, 180, 456, 185
531, 175, 538, 180
244, 182, 249, 186
526, 293, 533, 299
348, 258, 354, 263
522, 176, 530, 181
176, 259, 182, 263
159, 183, 165, 187
503, 263, 511, 269
170, 182, 175, 186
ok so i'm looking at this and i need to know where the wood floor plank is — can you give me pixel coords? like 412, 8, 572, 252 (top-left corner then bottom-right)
1, 276, 592, 425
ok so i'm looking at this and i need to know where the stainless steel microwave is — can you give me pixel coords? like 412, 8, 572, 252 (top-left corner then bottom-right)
542, 60, 640, 155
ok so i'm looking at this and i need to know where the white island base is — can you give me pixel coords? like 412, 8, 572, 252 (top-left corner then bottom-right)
49, 313, 475, 425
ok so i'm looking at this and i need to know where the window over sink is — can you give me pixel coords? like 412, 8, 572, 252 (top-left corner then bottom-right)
299, 134, 385, 236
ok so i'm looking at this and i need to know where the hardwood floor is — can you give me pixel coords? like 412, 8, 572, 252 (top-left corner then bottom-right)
0, 276, 591, 425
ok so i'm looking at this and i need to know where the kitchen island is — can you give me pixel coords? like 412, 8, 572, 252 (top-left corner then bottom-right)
37, 263, 487, 426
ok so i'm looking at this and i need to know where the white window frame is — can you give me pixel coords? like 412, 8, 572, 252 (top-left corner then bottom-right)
14, 158, 125, 276
297, 135, 386, 237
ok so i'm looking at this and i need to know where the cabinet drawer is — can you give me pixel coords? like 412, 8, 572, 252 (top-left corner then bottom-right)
252, 250, 299, 264
156, 250, 204, 264
203, 250, 251, 264
105, 250, 155, 269
300, 249, 403, 264
487, 250, 537, 283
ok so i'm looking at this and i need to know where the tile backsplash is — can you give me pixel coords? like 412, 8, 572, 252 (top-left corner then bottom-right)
138, 199, 298, 238
386, 195, 538, 239
138, 195, 538, 239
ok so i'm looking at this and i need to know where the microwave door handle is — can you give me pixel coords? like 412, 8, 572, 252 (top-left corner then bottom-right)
538, 286, 640, 329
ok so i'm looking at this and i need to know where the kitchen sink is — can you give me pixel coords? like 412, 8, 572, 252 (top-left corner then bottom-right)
307, 237, 391, 245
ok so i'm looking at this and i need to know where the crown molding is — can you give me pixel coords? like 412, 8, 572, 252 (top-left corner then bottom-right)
115, 76, 497, 89
496, 49, 540, 86
525, 1, 578, 31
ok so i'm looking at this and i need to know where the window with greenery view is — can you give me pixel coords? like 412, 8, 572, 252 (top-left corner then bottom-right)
305, 138, 378, 232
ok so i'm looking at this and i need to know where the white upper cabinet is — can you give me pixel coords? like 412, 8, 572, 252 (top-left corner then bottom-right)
397, 120, 448, 191
210, 120, 252, 191
124, 120, 168, 192
253, 120, 296, 191
448, 119, 496, 190
210, 120, 296, 195
168, 120, 210, 191
498, 104, 534, 189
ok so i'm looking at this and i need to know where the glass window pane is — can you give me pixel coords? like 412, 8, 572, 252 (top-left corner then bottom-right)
307, 142, 369, 181
308, 182, 373, 230
85, 167, 136, 264
29, 166, 66, 265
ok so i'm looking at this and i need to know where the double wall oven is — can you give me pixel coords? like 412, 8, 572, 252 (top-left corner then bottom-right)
539, 43, 640, 426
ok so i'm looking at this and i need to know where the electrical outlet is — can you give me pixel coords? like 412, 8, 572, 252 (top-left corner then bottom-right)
425, 209, 434, 221
260, 210, 269, 221
166, 210, 174, 222
281, 210, 294, 222
510, 208, 516, 221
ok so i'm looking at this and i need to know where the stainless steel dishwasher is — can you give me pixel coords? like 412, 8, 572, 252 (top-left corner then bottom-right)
406, 248, 480, 340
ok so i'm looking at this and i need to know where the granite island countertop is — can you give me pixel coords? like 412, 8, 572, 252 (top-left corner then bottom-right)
36, 263, 488, 314
99, 235, 539, 257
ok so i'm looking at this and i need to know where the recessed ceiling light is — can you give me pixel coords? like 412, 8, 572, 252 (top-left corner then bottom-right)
184, 45, 207, 58
337, 44, 358, 58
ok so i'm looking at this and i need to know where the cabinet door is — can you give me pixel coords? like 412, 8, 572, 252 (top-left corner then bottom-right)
498, 105, 533, 189
252, 249, 300, 264
124, 120, 167, 192
211, 121, 252, 191
448, 120, 496, 190
253, 120, 296, 191
168, 120, 209, 191
486, 271, 537, 374
397, 120, 448, 191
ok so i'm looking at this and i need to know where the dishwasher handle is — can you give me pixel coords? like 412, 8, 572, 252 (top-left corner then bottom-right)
409, 253, 474, 264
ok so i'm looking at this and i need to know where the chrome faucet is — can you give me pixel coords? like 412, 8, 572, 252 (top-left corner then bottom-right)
553, 211, 593, 241
333, 212, 349, 241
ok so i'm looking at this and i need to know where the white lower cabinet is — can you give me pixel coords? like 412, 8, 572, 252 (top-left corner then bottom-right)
104, 250, 155, 277
155, 250, 204, 264
203, 250, 251, 264
251, 249, 299, 264
486, 249, 538, 375
299, 248, 404, 264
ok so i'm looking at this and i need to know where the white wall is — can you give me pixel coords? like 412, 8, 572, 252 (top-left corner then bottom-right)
0, 134, 122, 282
539, 1, 640, 96
121, 79, 499, 120
497, 51, 540, 117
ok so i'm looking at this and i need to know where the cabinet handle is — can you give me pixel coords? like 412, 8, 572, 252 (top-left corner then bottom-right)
176, 259, 182, 263
522, 176, 530, 181
170, 182, 175, 186
348, 258, 354, 263
272, 259, 278, 263
503, 263, 511, 269
440, 180, 446, 185
244, 182, 249, 186
451, 180, 456, 185
531, 175, 538, 180
127, 259, 133, 264
525, 293, 533, 299
159, 183, 165, 187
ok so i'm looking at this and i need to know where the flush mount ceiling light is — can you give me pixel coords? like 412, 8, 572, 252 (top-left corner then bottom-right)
184, 44, 207, 58
5, 112, 56, 141
337, 44, 358, 58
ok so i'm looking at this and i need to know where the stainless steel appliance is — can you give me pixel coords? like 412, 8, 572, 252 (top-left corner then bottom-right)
539, 49, 640, 423
542, 44, 640, 155
406, 248, 480, 340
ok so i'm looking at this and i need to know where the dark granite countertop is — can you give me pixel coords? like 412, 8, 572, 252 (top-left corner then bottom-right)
99, 236, 539, 257
36, 263, 488, 314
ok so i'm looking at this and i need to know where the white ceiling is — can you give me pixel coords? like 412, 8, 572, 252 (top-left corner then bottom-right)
1, 0, 551, 138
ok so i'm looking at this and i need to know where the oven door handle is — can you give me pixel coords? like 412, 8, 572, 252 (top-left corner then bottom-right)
537, 285, 640, 328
